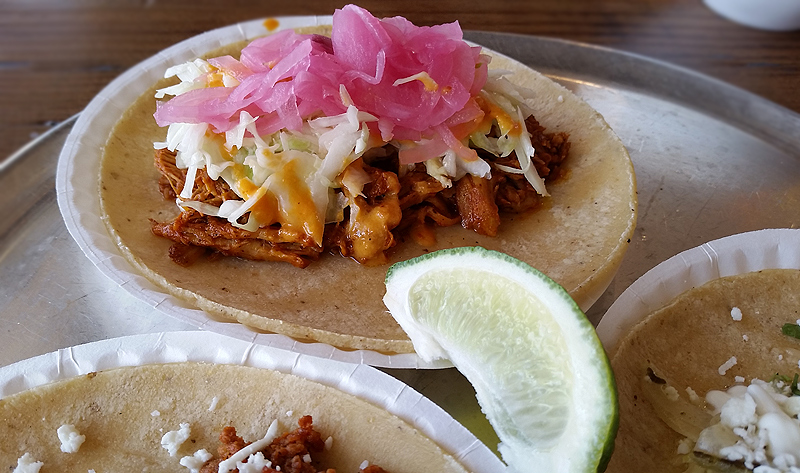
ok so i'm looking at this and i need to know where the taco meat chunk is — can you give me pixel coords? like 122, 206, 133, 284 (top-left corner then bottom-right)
455, 174, 500, 237
150, 117, 570, 268
199, 415, 389, 473
151, 148, 324, 268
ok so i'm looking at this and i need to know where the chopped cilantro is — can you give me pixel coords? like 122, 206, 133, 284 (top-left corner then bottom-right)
770, 372, 800, 396
771, 372, 793, 384
781, 323, 800, 339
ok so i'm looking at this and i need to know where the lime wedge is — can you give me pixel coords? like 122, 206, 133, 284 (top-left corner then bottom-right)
383, 247, 618, 473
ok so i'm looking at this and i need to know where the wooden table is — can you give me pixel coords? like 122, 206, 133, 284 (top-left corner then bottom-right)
1, 0, 799, 163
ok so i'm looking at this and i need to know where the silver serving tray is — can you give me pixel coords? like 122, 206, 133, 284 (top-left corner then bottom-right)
1, 32, 799, 449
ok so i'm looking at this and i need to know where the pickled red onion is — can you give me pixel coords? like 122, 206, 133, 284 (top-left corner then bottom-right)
154, 4, 490, 164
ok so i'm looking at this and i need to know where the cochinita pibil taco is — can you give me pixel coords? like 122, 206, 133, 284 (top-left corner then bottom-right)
607, 269, 800, 473
99, 4, 636, 353
1, 362, 468, 472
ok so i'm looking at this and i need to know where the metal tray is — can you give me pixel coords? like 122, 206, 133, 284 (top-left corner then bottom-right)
1, 32, 799, 450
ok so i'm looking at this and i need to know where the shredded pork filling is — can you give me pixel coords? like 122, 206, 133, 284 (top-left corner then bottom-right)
150, 116, 569, 268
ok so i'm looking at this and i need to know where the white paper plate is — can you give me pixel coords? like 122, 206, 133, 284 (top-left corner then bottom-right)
596, 228, 800, 354
0, 331, 504, 471
54, 15, 455, 369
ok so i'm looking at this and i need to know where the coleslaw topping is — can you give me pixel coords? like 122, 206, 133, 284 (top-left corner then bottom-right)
153, 4, 549, 247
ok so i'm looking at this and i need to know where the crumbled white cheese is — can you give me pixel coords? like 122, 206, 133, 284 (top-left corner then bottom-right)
151, 410, 161, 417
664, 385, 680, 401
743, 334, 750, 342
735, 376, 746, 383
235, 452, 272, 473
686, 386, 700, 403
774, 453, 799, 471
303, 454, 312, 463
208, 396, 220, 411
218, 420, 279, 473
557, 95, 564, 103
180, 449, 213, 473
718, 356, 737, 375
719, 440, 758, 469
360, 461, 370, 470
57, 424, 86, 453
286, 410, 293, 417
730, 307, 743, 321
784, 397, 800, 417
161, 423, 191, 457
12, 453, 43, 473
700, 379, 800, 472
720, 393, 757, 428
324, 436, 333, 451
677, 437, 694, 455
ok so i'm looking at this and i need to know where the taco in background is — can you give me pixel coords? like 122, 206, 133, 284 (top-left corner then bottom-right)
0, 362, 468, 472
99, 5, 636, 353
607, 269, 800, 472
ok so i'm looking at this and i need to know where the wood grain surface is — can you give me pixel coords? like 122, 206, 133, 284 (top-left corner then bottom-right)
1, 0, 799, 163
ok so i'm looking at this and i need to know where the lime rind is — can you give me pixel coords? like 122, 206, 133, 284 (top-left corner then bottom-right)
383, 247, 618, 473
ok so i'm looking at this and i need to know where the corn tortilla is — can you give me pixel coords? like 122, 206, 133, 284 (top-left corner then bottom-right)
606, 269, 800, 472
0, 362, 468, 471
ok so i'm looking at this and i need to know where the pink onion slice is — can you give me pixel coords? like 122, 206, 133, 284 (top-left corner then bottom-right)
154, 4, 490, 153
